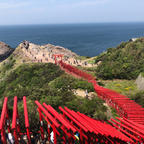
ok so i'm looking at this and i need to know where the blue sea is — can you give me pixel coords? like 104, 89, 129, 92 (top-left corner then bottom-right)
0, 23, 144, 57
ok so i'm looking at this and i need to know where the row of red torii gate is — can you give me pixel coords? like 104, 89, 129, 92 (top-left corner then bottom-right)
0, 56, 144, 143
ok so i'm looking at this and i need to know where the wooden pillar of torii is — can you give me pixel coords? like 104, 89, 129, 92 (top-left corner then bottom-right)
52, 54, 64, 65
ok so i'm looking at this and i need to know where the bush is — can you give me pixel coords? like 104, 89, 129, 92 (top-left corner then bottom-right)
131, 91, 144, 107
50, 75, 94, 92
72, 79, 94, 92
0, 63, 64, 100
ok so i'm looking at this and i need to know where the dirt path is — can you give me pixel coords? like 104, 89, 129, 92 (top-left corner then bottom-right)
73, 89, 96, 99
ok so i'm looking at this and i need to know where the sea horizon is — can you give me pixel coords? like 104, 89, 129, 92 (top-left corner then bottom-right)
0, 22, 144, 57
0, 21, 144, 26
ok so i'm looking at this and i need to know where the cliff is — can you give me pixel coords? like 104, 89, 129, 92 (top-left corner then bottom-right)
0, 42, 14, 62
12, 41, 77, 63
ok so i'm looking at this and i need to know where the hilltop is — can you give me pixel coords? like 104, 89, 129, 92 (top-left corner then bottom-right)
0, 41, 96, 81
12, 40, 77, 63
0, 41, 78, 81
95, 37, 144, 80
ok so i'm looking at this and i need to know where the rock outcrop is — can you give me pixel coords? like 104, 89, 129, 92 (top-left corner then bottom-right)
4, 41, 93, 67
135, 73, 144, 90
0, 42, 14, 62
11, 41, 94, 67
13, 40, 78, 64
20, 40, 77, 57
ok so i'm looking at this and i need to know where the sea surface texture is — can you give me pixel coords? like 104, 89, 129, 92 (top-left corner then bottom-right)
0, 23, 144, 57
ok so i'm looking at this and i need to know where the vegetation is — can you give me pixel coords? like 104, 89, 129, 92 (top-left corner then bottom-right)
131, 91, 144, 107
95, 38, 144, 80
0, 63, 64, 101
49, 75, 94, 92
0, 55, 16, 76
76, 56, 90, 60
103, 79, 138, 96
0, 62, 108, 131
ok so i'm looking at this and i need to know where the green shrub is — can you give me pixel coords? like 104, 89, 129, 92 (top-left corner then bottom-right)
131, 91, 144, 107
0, 63, 64, 100
73, 79, 94, 92
50, 75, 94, 92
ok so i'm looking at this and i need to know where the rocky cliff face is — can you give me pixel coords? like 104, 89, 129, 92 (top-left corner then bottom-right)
135, 74, 144, 90
13, 41, 78, 63
0, 42, 14, 62
0, 41, 93, 68
20, 41, 77, 57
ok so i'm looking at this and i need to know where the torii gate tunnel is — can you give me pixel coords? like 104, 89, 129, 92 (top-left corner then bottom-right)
0, 96, 144, 143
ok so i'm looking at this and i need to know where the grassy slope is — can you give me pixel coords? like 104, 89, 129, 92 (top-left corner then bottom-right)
95, 38, 144, 80
102, 80, 138, 97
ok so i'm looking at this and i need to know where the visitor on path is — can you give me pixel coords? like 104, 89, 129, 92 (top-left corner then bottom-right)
50, 131, 54, 144
74, 132, 80, 144
6, 133, 15, 144
85, 89, 88, 99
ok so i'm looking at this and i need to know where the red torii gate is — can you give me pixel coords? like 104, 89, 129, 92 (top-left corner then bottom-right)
0, 96, 144, 143
0, 96, 31, 144
12, 96, 21, 144
52, 54, 64, 65
0, 97, 10, 143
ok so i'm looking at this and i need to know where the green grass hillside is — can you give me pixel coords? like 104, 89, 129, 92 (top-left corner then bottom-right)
95, 38, 144, 80
0, 62, 108, 130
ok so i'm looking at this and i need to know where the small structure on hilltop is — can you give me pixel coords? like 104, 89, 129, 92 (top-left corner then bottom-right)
129, 38, 138, 42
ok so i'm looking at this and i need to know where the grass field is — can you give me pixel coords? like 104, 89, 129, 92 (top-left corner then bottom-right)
102, 79, 139, 97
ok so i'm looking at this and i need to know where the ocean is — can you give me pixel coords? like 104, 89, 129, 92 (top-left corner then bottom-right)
0, 23, 144, 57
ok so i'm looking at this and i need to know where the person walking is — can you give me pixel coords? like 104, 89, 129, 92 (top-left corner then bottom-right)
85, 89, 88, 99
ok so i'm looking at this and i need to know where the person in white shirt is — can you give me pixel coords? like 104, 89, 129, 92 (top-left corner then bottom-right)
50, 131, 54, 144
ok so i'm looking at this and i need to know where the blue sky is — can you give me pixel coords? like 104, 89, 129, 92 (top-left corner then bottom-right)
0, 0, 144, 25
